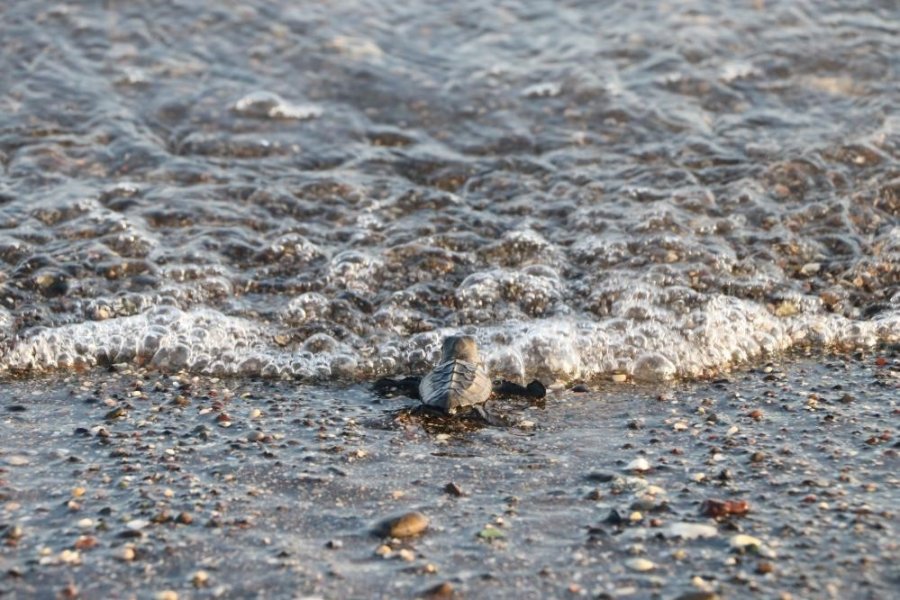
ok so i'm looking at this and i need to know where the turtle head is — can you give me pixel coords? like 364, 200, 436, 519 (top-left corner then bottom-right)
440, 335, 479, 363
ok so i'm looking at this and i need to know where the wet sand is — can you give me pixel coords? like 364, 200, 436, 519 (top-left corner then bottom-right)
1, 352, 897, 599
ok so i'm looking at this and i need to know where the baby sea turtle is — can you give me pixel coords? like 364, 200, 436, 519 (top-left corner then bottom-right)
419, 336, 492, 414
373, 335, 546, 419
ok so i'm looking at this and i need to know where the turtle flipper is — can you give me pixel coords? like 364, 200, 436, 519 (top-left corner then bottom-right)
492, 379, 546, 400
467, 403, 512, 427
373, 376, 422, 400
410, 403, 447, 417
525, 380, 546, 399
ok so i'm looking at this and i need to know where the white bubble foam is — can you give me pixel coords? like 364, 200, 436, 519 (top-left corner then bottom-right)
0, 296, 897, 384
233, 90, 322, 120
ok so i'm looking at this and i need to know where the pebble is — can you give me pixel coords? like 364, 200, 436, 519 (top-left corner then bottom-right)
665, 522, 718, 540
378, 511, 429, 538
730, 534, 763, 550
3, 525, 23, 541
422, 582, 455, 599
605, 509, 624, 525
5, 455, 30, 466
675, 593, 720, 600
126, 519, 149, 531
444, 482, 464, 497
477, 526, 505, 540
155, 592, 178, 600
611, 373, 628, 383
191, 570, 210, 587
800, 262, 821, 275
756, 561, 774, 574
74, 536, 97, 550
700, 499, 750, 518
397, 548, 415, 562
585, 489, 603, 501
625, 557, 655, 572
104, 406, 127, 420
626, 457, 651, 472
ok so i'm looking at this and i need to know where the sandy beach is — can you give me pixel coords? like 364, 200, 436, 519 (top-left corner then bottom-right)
2, 351, 897, 599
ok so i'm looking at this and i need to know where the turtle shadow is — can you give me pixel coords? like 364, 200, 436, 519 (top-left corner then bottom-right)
370, 375, 547, 433
388, 405, 489, 434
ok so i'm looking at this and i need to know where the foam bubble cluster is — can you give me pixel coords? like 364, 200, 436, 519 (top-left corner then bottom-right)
1, 301, 896, 384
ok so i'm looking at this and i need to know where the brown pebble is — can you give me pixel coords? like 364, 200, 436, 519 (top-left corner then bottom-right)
675, 593, 720, 600
422, 582, 455, 599
444, 482, 464, 497
104, 407, 127, 420
748, 409, 763, 420
756, 561, 774, 574
176, 512, 193, 525
74, 536, 98, 550
750, 451, 766, 463
378, 511, 428, 538
700, 498, 750, 518
585, 489, 603, 501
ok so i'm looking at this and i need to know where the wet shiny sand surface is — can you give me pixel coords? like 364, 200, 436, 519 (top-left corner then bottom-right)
2, 353, 897, 599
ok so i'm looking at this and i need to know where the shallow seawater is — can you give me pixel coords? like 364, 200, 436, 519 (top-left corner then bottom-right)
0, 0, 897, 383
1, 354, 897, 598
